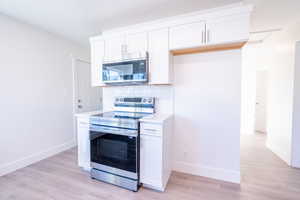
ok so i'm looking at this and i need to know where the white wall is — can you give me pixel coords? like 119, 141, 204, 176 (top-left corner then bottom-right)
0, 14, 88, 176
172, 50, 242, 183
102, 85, 173, 115
241, 42, 269, 135
291, 41, 300, 168
241, 45, 257, 135
256, 21, 300, 165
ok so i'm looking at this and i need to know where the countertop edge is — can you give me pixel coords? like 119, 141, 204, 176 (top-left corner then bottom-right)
139, 113, 173, 124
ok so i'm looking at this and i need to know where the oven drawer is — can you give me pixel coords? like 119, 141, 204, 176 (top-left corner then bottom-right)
140, 123, 162, 137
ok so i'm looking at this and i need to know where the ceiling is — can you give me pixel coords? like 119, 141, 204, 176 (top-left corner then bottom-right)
0, 0, 300, 46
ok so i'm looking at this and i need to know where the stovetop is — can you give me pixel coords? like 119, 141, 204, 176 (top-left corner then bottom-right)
89, 111, 152, 130
89, 97, 155, 130
92, 111, 150, 120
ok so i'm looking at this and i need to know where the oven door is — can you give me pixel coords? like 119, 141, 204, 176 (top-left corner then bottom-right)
89, 125, 139, 179
102, 59, 148, 84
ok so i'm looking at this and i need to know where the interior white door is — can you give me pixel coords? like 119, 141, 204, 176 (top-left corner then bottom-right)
255, 70, 267, 133
75, 60, 102, 113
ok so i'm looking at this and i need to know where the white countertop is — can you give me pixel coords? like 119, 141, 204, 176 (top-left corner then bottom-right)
75, 110, 173, 124
75, 110, 103, 118
139, 113, 173, 124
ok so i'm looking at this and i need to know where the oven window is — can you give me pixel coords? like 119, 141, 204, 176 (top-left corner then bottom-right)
90, 132, 137, 173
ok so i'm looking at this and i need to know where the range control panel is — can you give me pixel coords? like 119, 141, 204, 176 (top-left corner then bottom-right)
115, 97, 154, 105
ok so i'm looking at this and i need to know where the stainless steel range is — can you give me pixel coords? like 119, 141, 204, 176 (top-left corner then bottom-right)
89, 97, 155, 191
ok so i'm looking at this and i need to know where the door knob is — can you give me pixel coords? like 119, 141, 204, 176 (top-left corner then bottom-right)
78, 105, 83, 109
78, 99, 81, 103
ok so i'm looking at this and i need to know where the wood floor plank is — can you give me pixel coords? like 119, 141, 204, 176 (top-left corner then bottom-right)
0, 133, 300, 199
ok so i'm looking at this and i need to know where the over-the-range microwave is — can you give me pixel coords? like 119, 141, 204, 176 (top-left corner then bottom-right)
102, 52, 148, 85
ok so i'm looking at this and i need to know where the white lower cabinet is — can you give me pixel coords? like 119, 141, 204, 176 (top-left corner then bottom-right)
140, 134, 163, 189
140, 118, 173, 191
77, 117, 90, 171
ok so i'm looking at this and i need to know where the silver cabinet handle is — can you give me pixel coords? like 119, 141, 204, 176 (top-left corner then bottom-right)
201, 31, 204, 43
207, 30, 210, 43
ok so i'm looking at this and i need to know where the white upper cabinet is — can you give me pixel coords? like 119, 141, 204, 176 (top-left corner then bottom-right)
148, 28, 172, 85
90, 5, 252, 87
169, 21, 206, 50
126, 32, 148, 54
205, 14, 250, 45
104, 35, 126, 61
91, 40, 105, 86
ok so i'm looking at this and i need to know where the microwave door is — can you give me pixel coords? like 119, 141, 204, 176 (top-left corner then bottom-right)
103, 63, 133, 82
102, 59, 148, 84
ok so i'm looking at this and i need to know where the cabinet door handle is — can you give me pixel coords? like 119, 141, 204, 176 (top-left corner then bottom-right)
201, 31, 204, 44
207, 30, 210, 43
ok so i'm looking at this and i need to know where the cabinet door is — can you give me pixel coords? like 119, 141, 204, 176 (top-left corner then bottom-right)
148, 28, 171, 85
140, 134, 162, 187
77, 120, 90, 170
126, 32, 148, 54
104, 35, 126, 61
91, 40, 105, 86
206, 14, 250, 45
169, 21, 206, 50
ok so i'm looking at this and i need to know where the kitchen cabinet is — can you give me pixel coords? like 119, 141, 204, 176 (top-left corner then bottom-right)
91, 40, 105, 86
169, 21, 206, 50
169, 15, 249, 51
205, 14, 249, 45
148, 28, 172, 85
126, 32, 148, 54
77, 116, 90, 171
104, 35, 126, 61
139, 117, 173, 191
90, 5, 251, 87
140, 134, 162, 188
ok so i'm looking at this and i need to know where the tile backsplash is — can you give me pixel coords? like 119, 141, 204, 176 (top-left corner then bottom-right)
103, 85, 174, 114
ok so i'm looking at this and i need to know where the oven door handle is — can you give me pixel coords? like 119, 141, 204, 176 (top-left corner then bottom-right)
89, 125, 138, 138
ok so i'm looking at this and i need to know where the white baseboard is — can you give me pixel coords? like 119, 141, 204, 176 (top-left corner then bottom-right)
173, 161, 240, 184
0, 140, 76, 177
266, 141, 291, 165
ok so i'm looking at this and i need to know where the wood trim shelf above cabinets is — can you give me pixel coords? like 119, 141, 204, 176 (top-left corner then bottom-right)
89, 4, 252, 87
171, 41, 246, 56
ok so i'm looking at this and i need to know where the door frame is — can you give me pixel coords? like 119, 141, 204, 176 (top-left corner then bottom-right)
71, 55, 91, 143
255, 69, 268, 133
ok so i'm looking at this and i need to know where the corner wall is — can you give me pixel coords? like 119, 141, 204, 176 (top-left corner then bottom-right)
0, 14, 88, 176
292, 41, 300, 168
258, 22, 300, 165
241, 44, 257, 135
172, 50, 242, 183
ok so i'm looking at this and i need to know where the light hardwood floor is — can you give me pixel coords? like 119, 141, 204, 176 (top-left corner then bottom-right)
0, 133, 300, 200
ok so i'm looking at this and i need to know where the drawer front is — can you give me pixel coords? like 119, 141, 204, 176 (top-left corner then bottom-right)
140, 123, 162, 136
